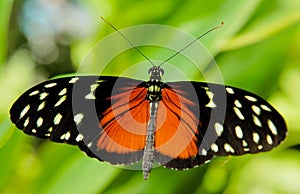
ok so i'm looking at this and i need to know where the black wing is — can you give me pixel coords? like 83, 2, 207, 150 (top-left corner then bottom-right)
162, 81, 287, 169
9, 76, 145, 162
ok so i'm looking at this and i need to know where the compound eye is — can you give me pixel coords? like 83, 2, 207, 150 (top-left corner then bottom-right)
160, 68, 164, 76
148, 67, 154, 75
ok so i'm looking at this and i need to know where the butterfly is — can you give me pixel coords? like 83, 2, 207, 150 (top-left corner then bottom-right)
9, 21, 287, 179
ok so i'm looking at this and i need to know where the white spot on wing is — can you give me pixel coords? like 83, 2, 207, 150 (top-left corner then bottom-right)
74, 113, 84, 125
245, 95, 257, 102
37, 117, 43, 127
44, 83, 57, 88
32, 129, 37, 133
87, 142, 92, 147
48, 127, 53, 132
226, 87, 234, 94
214, 122, 223, 137
37, 101, 46, 111
242, 140, 248, 147
29, 90, 39, 96
60, 133, 66, 140
253, 115, 262, 127
235, 126, 243, 138
201, 86, 209, 91
252, 105, 261, 115
234, 100, 242, 108
39, 92, 49, 100
258, 145, 263, 150
59, 88, 67, 96
266, 135, 273, 145
253, 132, 260, 144
268, 119, 278, 135
90, 83, 99, 92
261, 104, 271, 112
54, 113, 63, 125
201, 149, 207, 156
76, 134, 84, 142
85, 93, 96, 99
211, 143, 218, 152
69, 77, 79, 83
24, 118, 30, 127
65, 131, 71, 140
20, 105, 30, 118
85, 83, 100, 99
224, 143, 235, 153
234, 107, 244, 120
55, 95, 67, 107
205, 91, 217, 108
206, 99, 217, 108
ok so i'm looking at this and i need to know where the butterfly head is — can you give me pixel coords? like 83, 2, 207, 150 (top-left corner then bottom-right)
148, 66, 164, 81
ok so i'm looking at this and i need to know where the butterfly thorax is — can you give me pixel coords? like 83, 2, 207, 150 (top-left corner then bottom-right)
146, 66, 164, 102
146, 81, 163, 102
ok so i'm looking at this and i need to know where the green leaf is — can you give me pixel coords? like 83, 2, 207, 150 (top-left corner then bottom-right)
41, 157, 120, 194
224, 0, 300, 50
0, 0, 14, 65
0, 119, 14, 148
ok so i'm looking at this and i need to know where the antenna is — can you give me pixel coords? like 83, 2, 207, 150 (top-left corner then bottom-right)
101, 17, 224, 68
159, 22, 224, 67
100, 17, 156, 67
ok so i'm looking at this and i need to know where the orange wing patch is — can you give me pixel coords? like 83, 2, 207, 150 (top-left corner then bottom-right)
97, 84, 201, 160
97, 87, 149, 153
155, 88, 200, 159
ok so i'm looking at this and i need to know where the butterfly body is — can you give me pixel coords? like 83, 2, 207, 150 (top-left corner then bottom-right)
10, 66, 287, 179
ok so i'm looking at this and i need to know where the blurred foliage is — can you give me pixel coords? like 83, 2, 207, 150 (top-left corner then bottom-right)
0, 0, 300, 194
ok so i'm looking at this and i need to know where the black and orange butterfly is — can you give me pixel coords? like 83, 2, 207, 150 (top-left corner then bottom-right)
9, 21, 287, 180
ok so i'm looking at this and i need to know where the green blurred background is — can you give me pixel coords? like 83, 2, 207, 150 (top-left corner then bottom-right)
1, 0, 300, 193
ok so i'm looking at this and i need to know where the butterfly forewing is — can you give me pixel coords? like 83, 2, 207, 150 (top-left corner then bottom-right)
210, 84, 286, 156
10, 77, 81, 144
